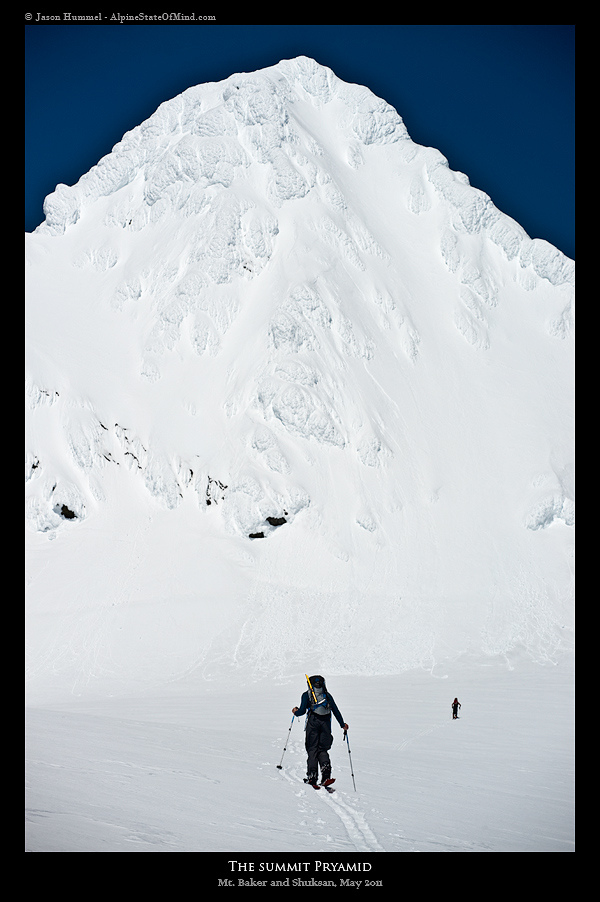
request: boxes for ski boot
[304,772,320,789]
[320,766,335,788]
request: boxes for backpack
[307,674,331,716]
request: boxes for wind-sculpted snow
[37,58,405,236]
[26,57,574,695]
[37,56,574,295]
[526,495,574,530]
[519,237,575,287]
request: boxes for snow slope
[25,57,574,852]
[26,658,574,853]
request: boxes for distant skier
[451,698,461,719]
[292,675,348,788]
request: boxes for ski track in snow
[395,718,449,751]
[281,764,384,853]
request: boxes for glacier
[25,57,574,853]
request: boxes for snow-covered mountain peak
[26,57,574,699]
[35,57,573,281]
[37,58,398,233]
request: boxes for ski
[303,777,336,792]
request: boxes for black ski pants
[305,713,333,780]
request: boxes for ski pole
[344,729,356,791]
[276,715,295,770]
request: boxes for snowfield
[25,57,574,853]
[26,659,574,854]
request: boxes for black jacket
[295,690,345,729]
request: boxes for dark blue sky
[25,23,575,259]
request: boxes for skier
[292,675,348,788]
[451,697,461,719]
